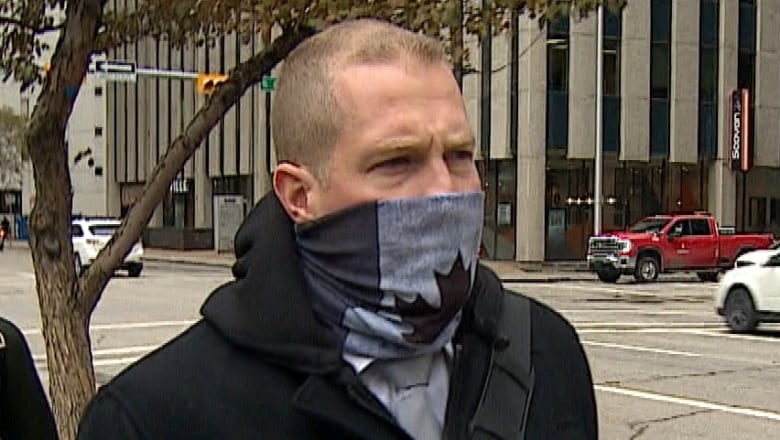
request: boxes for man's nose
[422,157,456,195]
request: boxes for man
[78,19,597,439]
[0,216,9,251]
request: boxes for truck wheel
[696,271,719,282]
[596,267,621,283]
[634,256,660,282]
[724,287,758,333]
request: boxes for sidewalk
[8,240,700,282]
[140,247,701,283]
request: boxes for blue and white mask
[295,191,484,360]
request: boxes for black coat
[77,194,597,439]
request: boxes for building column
[567,14,597,160]
[669,0,700,164]
[709,0,739,226]
[253,83,272,204]
[619,0,651,162]
[754,0,780,167]
[195,147,212,228]
[515,17,547,262]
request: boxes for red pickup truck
[587,212,775,283]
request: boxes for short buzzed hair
[271,19,448,182]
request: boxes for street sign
[261,75,276,91]
[94,60,137,83]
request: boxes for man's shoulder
[80,320,306,438]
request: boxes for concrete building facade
[106,0,780,260]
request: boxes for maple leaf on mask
[397,253,471,344]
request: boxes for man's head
[272,19,480,223]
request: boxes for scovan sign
[729,88,751,172]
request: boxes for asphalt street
[2,247,779,439]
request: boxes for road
[2,247,779,439]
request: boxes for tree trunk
[25,0,107,438]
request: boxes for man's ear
[273,162,318,224]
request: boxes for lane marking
[560,309,704,315]
[574,322,721,329]
[35,356,142,369]
[32,345,158,362]
[582,340,701,357]
[683,330,780,342]
[579,328,723,334]
[22,320,197,336]
[93,356,142,367]
[595,385,780,422]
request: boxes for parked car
[731,240,780,267]
[71,217,144,277]
[586,211,774,283]
[715,249,780,332]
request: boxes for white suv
[71,217,144,277]
[714,249,780,332]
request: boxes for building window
[603,8,622,153]
[94,86,103,97]
[94,126,103,137]
[699,0,719,159]
[650,0,672,156]
[546,16,569,150]
[737,0,756,231]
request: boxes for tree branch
[79,23,317,314]
[0,15,64,33]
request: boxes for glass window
[670,220,691,235]
[89,224,120,236]
[603,39,620,96]
[71,225,84,238]
[547,17,569,38]
[699,48,718,102]
[629,218,671,233]
[700,0,719,46]
[651,43,670,99]
[604,96,621,153]
[604,9,621,38]
[739,1,756,53]
[698,102,718,158]
[547,45,568,92]
[738,51,755,89]
[690,219,712,235]
[547,90,568,149]
[650,99,670,156]
[651,0,672,42]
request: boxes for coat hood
[200,193,343,374]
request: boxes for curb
[143,256,597,283]
[143,256,234,269]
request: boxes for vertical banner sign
[729,88,751,172]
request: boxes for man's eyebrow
[444,134,476,150]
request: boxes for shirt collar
[343,342,455,375]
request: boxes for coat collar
[200,193,343,375]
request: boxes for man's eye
[446,151,474,162]
[375,157,411,171]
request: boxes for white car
[733,240,780,267]
[715,248,780,332]
[71,217,144,277]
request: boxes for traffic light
[197,73,228,94]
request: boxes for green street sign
[261,76,276,91]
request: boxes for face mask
[295,191,484,360]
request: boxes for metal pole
[594,4,604,235]
[135,68,199,80]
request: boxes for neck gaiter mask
[295,191,484,359]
